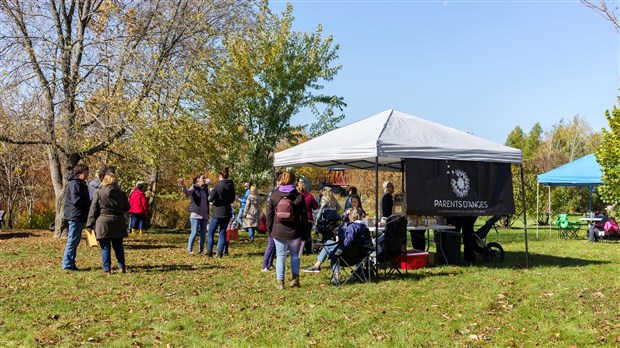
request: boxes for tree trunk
[147,166,159,227]
[49,147,80,238]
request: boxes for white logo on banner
[449,169,470,198]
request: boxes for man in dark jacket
[207,167,236,258]
[61,163,90,271]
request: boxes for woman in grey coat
[242,185,261,242]
[87,172,130,274]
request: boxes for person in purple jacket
[261,170,282,272]
[266,171,308,289]
[179,174,211,255]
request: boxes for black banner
[405,159,515,216]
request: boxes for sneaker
[303,265,320,273]
[260,267,271,273]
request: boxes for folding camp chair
[329,244,375,286]
[373,215,408,278]
[553,214,581,239]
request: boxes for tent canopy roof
[537,154,602,186]
[274,109,522,169]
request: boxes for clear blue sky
[270,0,619,144]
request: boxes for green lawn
[1,226,618,347]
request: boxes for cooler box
[397,251,429,269]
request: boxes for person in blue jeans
[266,171,308,289]
[61,163,91,272]
[207,167,235,258]
[261,171,282,272]
[237,182,250,226]
[179,175,211,254]
[86,172,130,274]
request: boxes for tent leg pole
[548,186,551,237]
[536,184,540,240]
[520,164,529,268]
[374,156,379,281]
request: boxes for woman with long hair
[86,172,130,274]
[179,174,211,254]
[242,185,261,242]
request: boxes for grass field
[1,225,619,347]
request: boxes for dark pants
[303,222,313,254]
[262,235,276,269]
[446,216,478,263]
[99,238,125,272]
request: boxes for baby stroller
[473,215,505,262]
[312,208,342,252]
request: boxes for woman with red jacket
[128,181,149,234]
[297,181,318,255]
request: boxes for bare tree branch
[581,0,620,32]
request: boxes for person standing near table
[61,163,90,272]
[380,181,394,219]
[446,216,478,263]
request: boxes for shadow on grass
[129,263,224,272]
[124,243,178,250]
[0,231,37,240]
[456,251,611,269]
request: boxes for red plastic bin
[397,251,429,270]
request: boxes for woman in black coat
[87,172,130,274]
[207,167,236,258]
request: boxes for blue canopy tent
[536,154,603,238]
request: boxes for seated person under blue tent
[303,207,372,274]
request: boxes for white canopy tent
[275,109,522,169]
[274,109,529,266]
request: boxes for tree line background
[0,0,618,232]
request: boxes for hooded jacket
[266,185,308,240]
[63,174,91,222]
[87,184,130,239]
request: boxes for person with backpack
[207,167,235,258]
[261,170,282,272]
[266,171,308,289]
